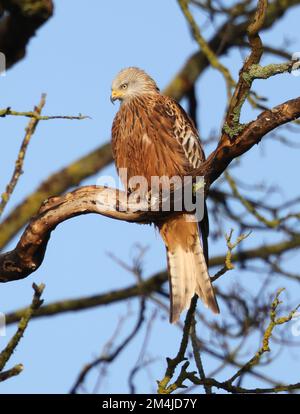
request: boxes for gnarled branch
[0,186,162,283]
[0,96,299,283]
[1,0,298,251]
[0,0,54,69]
[200,97,300,187]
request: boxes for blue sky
[0,0,300,393]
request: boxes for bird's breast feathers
[111,94,205,185]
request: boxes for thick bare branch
[0,0,298,251]
[0,143,113,250]
[0,364,23,383]
[0,186,165,282]
[0,107,88,121]
[4,231,300,325]
[0,0,54,69]
[201,97,300,187]
[0,94,46,218]
[0,96,299,283]
[224,0,267,135]
[178,0,235,98]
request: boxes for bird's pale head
[111,67,159,103]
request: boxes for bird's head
[111,67,159,104]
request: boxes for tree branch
[157,296,198,394]
[0,0,298,250]
[4,229,300,325]
[5,272,166,324]
[200,97,300,187]
[0,0,54,69]
[0,142,113,250]
[0,94,46,218]
[0,95,299,283]
[0,364,23,383]
[0,107,89,121]
[0,185,166,282]
[157,289,300,394]
[0,283,44,375]
[70,298,146,394]
[178,0,235,99]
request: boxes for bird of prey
[111,67,219,323]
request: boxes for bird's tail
[159,215,219,323]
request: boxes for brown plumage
[111,67,219,322]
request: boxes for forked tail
[159,215,219,323]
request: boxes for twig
[157,295,197,394]
[128,309,158,393]
[92,304,134,393]
[0,283,45,373]
[0,94,46,218]
[128,358,157,394]
[178,0,235,99]
[0,107,89,120]
[0,364,24,382]
[3,228,300,321]
[223,0,268,137]
[212,229,250,281]
[164,289,300,394]
[190,314,211,393]
[70,298,146,394]
[0,142,113,251]
[225,171,300,229]
[1,93,300,284]
[4,272,165,325]
[0,3,298,251]
[226,288,300,385]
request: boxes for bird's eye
[121,83,128,90]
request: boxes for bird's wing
[152,95,205,171]
[153,95,209,236]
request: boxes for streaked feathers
[111,67,219,322]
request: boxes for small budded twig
[0,93,299,284]
[0,283,45,378]
[0,3,298,253]
[225,288,300,387]
[0,364,24,383]
[157,295,198,394]
[178,0,235,99]
[0,95,46,218]
[70,298,146,394]
[225,171,300,229]
[223,0,268,137]
[190,314,211,394]
[212,229,251,282]
[0,107,89,120]
[0,94,89,219]
[159,289,300,394]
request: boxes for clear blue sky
[0,0,300,393]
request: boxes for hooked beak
[110,89,123,104]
